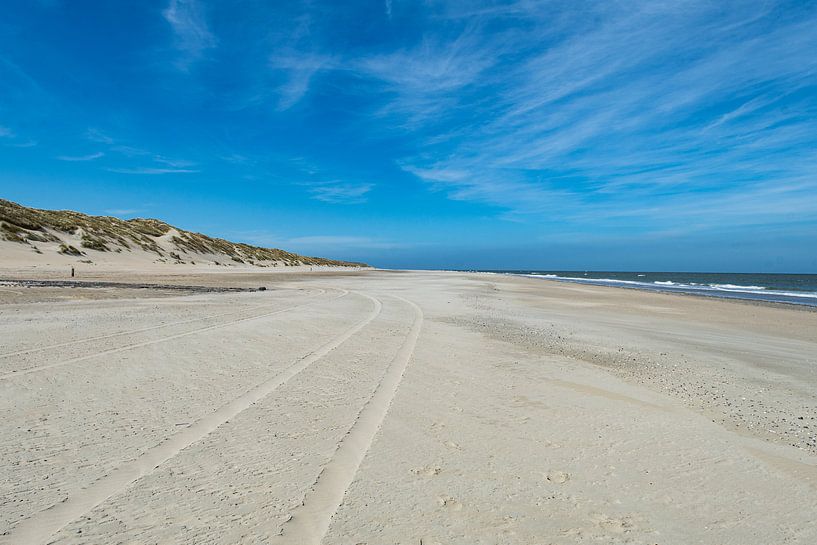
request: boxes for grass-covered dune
[0,198,368,268]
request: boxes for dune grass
[0,198,368,267]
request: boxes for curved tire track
[0,288,326,360]
[0,288,346,380]
[272,294,423,544]
[0,291,382,545]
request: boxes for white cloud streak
[56,151,104,161]
[163,0,216,69]
[81,129,198,174]
[106,167,199,174]
[308,181,373,204]
[269,52,337,110]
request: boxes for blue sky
[2,0,816,271]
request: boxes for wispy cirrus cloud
[308,181,373,204]
[6,140,37,148]
[355,31,494,124]
[267,26,493,120]
[82,129,198,174]
[85,128,114,144]
[153,155,196,168]
[369,2,817,232]
[163,0,216,69]
[0,124,37,147]
[270,52,338,110]
[106,166,199,175]
[56,151,103,161]
[257,1,817,237]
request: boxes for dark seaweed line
[0,279,261,293]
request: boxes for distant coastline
[477,270,817,307]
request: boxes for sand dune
[0,198,367,270]
[1,270,816,544]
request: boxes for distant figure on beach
[71,266,74,278]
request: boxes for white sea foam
[518,273,817,303]
[709,284,767,291]
[760,290,817,299]
[707,287,817,299]
[533,275,645,286]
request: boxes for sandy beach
[2,268,816,544]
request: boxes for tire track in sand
[0,291,382,545]
[0,288,326,360]
[272,294,423,545]
[0,289,345,380]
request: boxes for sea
[481,271,817,307]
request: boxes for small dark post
[71,266,75,278]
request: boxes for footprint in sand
[444,440,462,450]
[545,470,571,484]
[561,513,640,541]
[590,512,637,534]
[411,466,442,476]
[436,496,463,511]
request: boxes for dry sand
[1,268,816,544]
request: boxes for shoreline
[478,270,817,309]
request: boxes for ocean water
[487,271,817,307]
